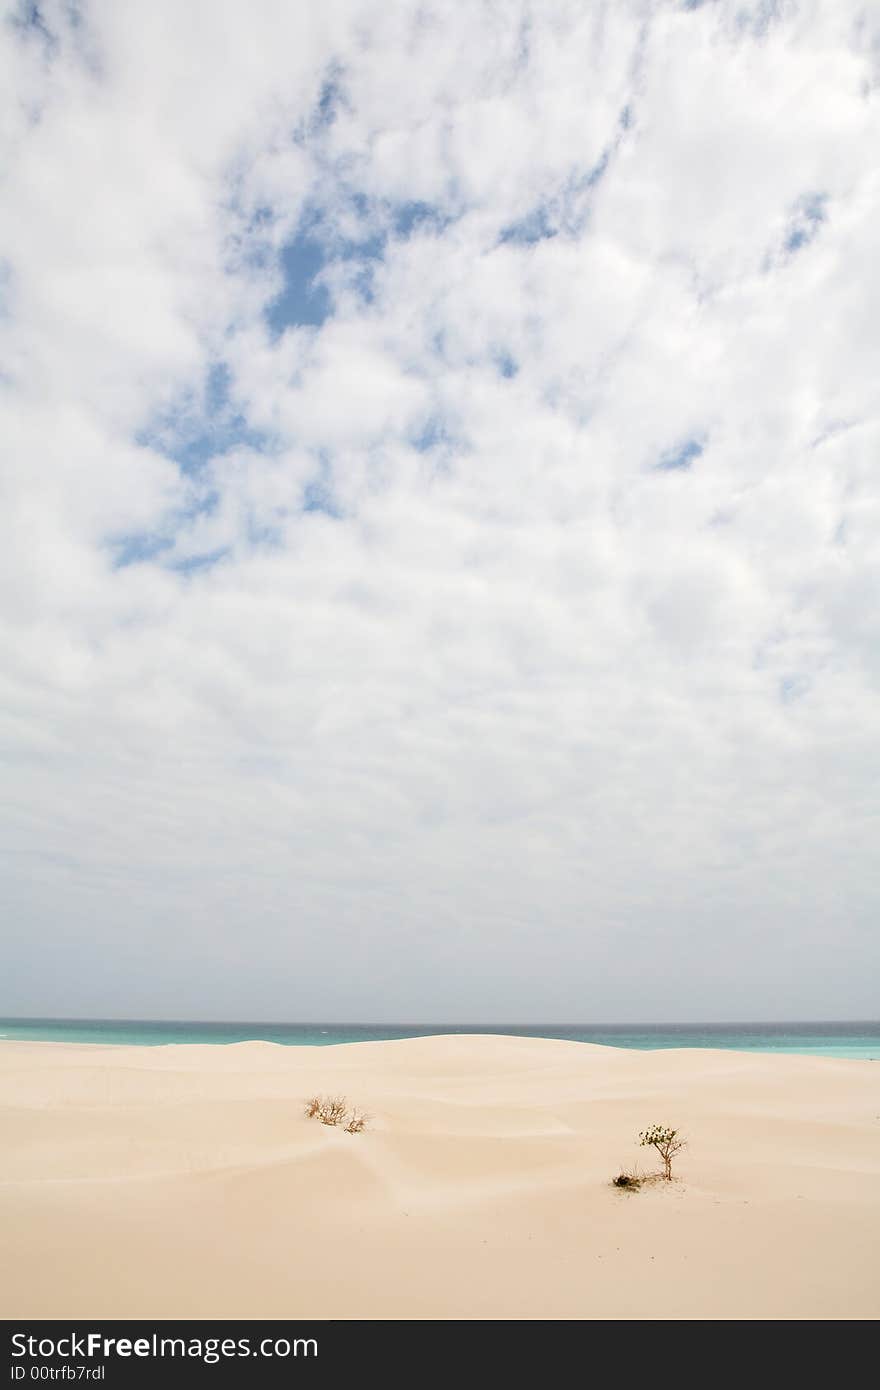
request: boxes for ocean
[0,1018,878,1059]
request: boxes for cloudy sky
[2,0,878,1023]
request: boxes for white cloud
[1,0,879,1021]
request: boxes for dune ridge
[1,1035,877,1319]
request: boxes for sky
[1,0,878,1024]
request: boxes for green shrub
[638,1124,685,1180]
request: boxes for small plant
[304,1095,368,1131]
[319,1096,349,1126]
[612,1171,641,1190]
[304,1095,350,1126]
[639,1124,685,1181]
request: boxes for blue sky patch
[111,532,173,570]
[112,490,223,572]
[391,200,446,237]
[294,65,346,143]
[580,147,610,192]
[410,415,451,453]
[783,193,827,255]
[301,455,340,518]
[499,137,617,248]
[316,75,342,129]
[780,674,810,704]
[115,534,230,576]
[499,202,557,247]
[136,363,268,474]
[11,2,58,52]
[302,480,339,518]
[656,437,704,471]
[265,197,455,335]
[169,546,230,575]
[266,232,333,335]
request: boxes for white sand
[1,1035,877,1319]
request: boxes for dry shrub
[319,1096,349,1126]
[304,1095,368,1131]
[612,1171,641,1191]
[611,1159,648,1191]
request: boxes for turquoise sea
[0,1018,877,1059]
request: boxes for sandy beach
[1,1035,877,1320]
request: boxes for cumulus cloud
[1,0,878,1021]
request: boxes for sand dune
[1,1035,877,1319]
